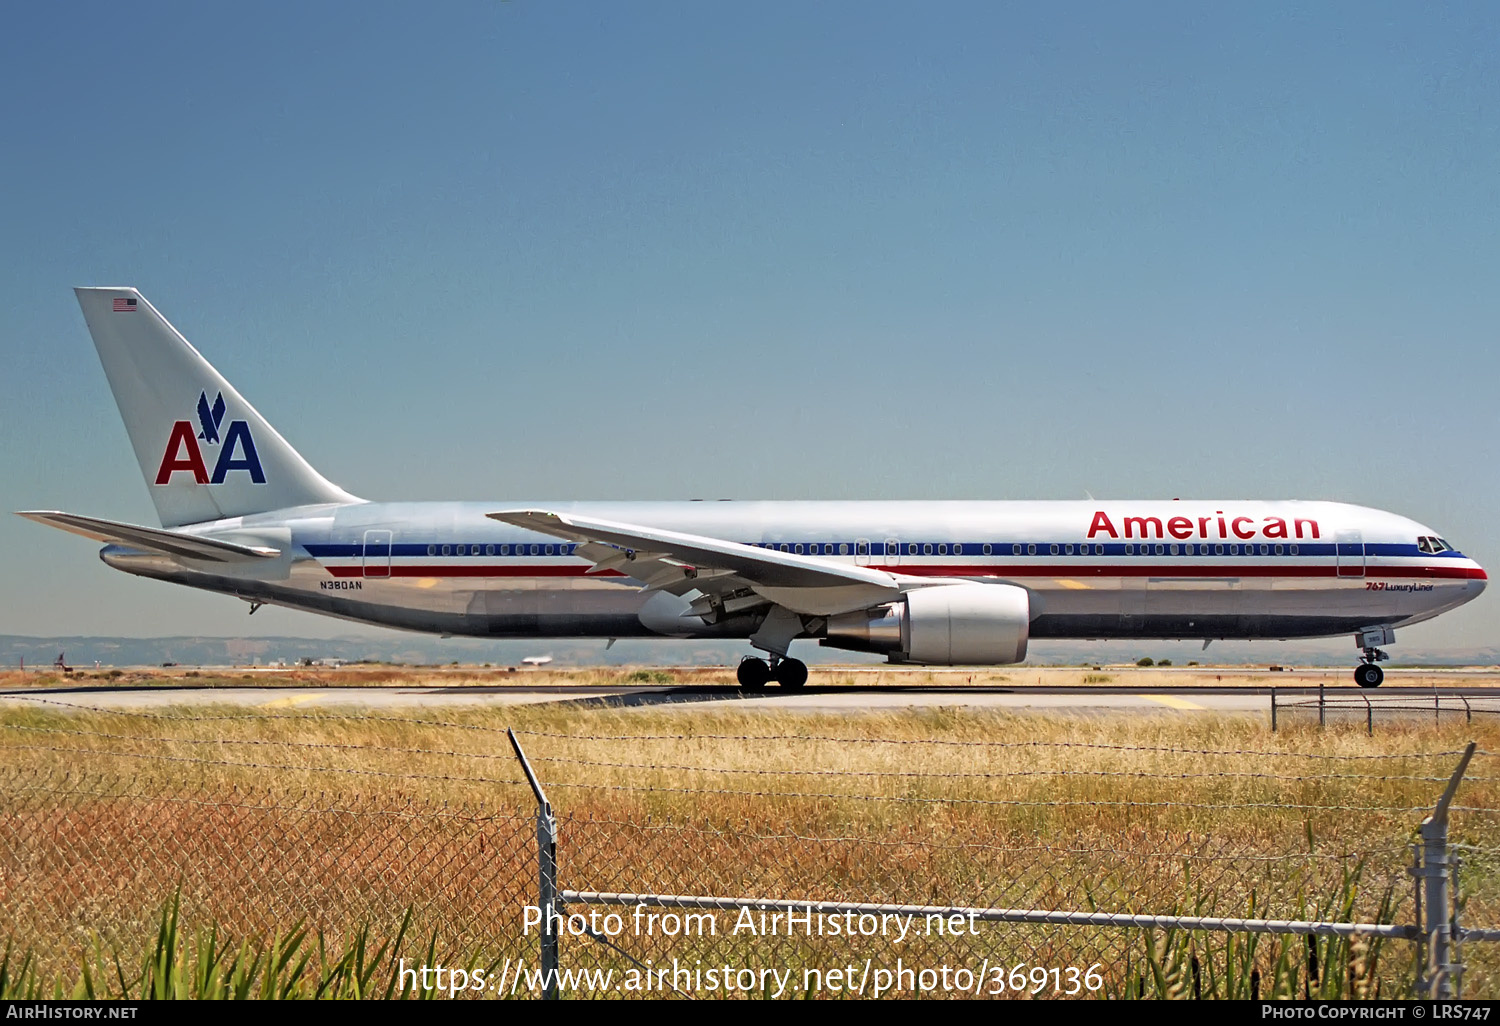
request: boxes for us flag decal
[113,297,136,312]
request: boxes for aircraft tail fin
[73,287,362,527]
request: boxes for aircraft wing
[16,511,281,563]
[486,508,903,616]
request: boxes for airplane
[18,288,1487,690]
[521,655,554,667]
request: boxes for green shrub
[623,670,675,684]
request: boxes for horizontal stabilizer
[15,511,281,563]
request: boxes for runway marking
[259,693,321,709]
[1142,694,1207,710]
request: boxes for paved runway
[4,683,1499,716]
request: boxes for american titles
[1087,511,1321,542]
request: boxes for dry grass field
[1,682,1498,997]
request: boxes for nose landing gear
[1354,628,1394,688]
[736,655,808,690]
[1355,660,1385,688]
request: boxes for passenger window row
[1010,543,1107,557]
[751,541,1309,556]
[756,543,854,555]
[1117,542,1298,556]
[424,543,575,557]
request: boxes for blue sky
[1,3,1497,654]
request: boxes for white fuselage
[102,498,1486,650]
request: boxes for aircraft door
[1336,530,1365,578]
[362,529,392,578]
[855,539,871,566]
[885,538,900,567]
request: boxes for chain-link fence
[514,730,1499,999]
[0,772,541,976]
[1271,686,1500,734]
[2,692,1499,998]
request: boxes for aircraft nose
[1462,554,1487,599]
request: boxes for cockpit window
[1418,536,1452,554]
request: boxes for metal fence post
[1318,678,1326,728]
[1418,741,1475,998]
[509,728,560,1000]
[1270,687,1277,732]
[1411,842,1425,988]
[1451,846,1467,997]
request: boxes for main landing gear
[1354,627,1394,688]
[737,655,808,690]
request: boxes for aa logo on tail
[196,391,226,443]
[155,391,265,485]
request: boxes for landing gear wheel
[737,657,771,690]
[775,657,808,689]
[1355,664,1384,689]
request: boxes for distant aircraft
[19,289,1487,690]
[521,655,554,667]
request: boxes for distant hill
[2,634,1495,670]
[0,634,706,669]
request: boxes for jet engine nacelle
[824,583,1030,665]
